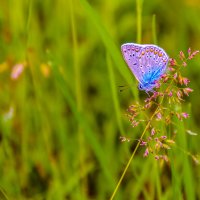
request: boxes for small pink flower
[140,141,147,146]
[128,114,138,121]
[176,90,183,100]
[168,91,173,97]
[181,112,189,119]
[128,105,137,113]
[165,115,171,124]
[173,72,178,79]
[148,136,152,141]
[169,58,177,66]
[144,102,152,109]
[159,92,164,97]
[163,76,169,83]
[151,128,156,136]
[179,51,185,60]
[132,120,139,127]
[144,97,151,103]
[189,50,199,59]
[182,61,187,67]
[182,77,190,86]
[176,113,182,120]
[154,137,159,142]
[158,141,163,147]
[133,113,138,118]
[152,92,159,99]
[156,112,162,120]
[155,155,160,160]
[164,156,169,162]
[143,148,149,157]
[161,155,169,162]
[188,48,191,56]
[129,117,134,121]
[160,135,167,139]
[119,136,130,142]
[178,75,183,85]
[119,136,126,142]
[183,88,193,96]
[11,63,25,80]
[155,143,159,149]
[161,74,167,79]
[168,67,175,71]
[155,81,161,88]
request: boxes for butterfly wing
[138,45,169,91]
[121,43,169,91]
[138,44,169,87]
[121,43,145,83]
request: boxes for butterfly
[121,43,169,92]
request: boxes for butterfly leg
[145,91,150,97]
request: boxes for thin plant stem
[69,0,85,197]
[152,14,157,44]
[110,97,164,200]
[136,0,143,43]
[25,0,33,53]
[110,77,178,199]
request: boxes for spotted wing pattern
[121,43,169,91]
[121,43,144,83]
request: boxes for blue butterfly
[121,43,169,92]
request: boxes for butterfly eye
[138,84,143,90]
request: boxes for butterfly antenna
[118,85,130,92]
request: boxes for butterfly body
[121,43,169,92]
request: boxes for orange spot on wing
[135,48,139,52]
[159,52,163,57]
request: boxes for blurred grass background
[0,0,200,199]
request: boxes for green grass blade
[79,0,138,99]
[106,54,125,136]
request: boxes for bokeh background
[0,0,200,199]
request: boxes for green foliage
[0,0,199,199]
